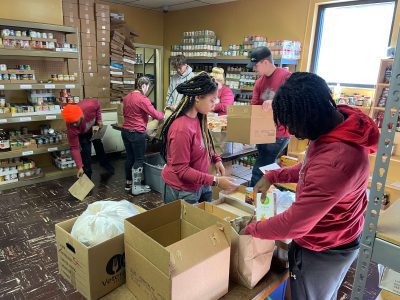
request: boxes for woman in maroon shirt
[209,67,234,115]
[122,76,164,195]
[160,72,238,204]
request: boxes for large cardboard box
[124,200,231,300]
[98,65,110,77]
[62,2,79,17]
[79,4,95,20]
[82,60,97,73]
[63,16,80,29]
[97,42,110,65]
[117,104,124,125]
[227,105,276,144]
[96,17,110,31]
[64,0,78,3]
[97,29,111,43]
[96,3,110,12]
[84,85,99,98]
[84,72,99,86]
[80,19,96,34]
[82,46,97,60]
[98,87,110,98]
[56,204,145,300]
[68,59,81,81]
[81,34,97,48]
[79,0,94,5]
[66,33,78,45]
[96,10,110,18]
[99,74,110,86]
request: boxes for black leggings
[121,129,146,181]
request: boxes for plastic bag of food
[71,200,140,247]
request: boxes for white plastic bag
[71,200,140,247]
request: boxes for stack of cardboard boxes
[110,30,125,103]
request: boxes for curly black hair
[272,72,338,140]
[160,72,218,160]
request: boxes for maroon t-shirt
[251,68,291,138]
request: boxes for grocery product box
[97,42,110,65]
[97,29,111,43]
[84,85,99,98]
[63,16,80,30]
[82,46,97,60]
[82,60,98,73]
[96,17,110,31]
[62,2,79,18]
[79,0,94,5]
[84,72,98,86]
[79,4,95,20]
[227,105,276,144]
[81,33,97,47]
[124,200,231,300]
[55,204,145,300]
[80,19,96,35]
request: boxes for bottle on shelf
[0,129,10,152]
[383,65,392,84]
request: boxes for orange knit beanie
[62,104,83,123]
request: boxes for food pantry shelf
[0,166,75,191]
[0,83,79,90]
[0,113,62,124]
[0,144,69,160]
[0,19,77,33]
[0,48,79,59]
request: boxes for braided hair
[272,72,338,140]
[161,72,218,160]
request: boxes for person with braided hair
[161,72,239,204]
[244,72,379,300]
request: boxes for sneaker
[125,182,132,191]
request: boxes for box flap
[213,197,255,216]
[166,224,230,276]
[227,105,252,117]
[197,202,240,222]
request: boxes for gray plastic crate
[144,153,166,194]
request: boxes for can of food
[19,172,25,178]
[0,64,7,71]
[245,187,255,205]
[48,33,54,39]
[0,98,5,107]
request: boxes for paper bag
[68,174,95,201]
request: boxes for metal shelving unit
[351,31,400,299]
[0,48,79,59]
[0,144,69,160]
[0,83,78,90]
[0,113,62,124]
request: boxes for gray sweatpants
[163,184,212,204]
[288,241,359,300]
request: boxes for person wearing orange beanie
[62,99,114,179]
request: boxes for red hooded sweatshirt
[213,85,234,115]
[244,106,379,251]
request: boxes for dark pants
[79,130,114,179]
[121,129,146,181]
[288,240,359,300]
[250,137,291,187]
[164,184,212,204]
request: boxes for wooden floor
[0,157,381,300]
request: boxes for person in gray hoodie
[166,55,195,110]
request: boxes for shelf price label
[65,84,75,89]
[47,147,58,152]
[19,117,32,122]
[0,119,7,124]
[0,85,4,90]
[20,84,32,89]
[22,150,34,156]
[45,84,56,89]
[46,115,57,120]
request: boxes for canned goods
[19,172,25,178]
[0,175,4,182]
[245,187,255,205]
[48,33,54,39]
[42,32,47,39]
[0,64,7,71]
[4,174,10,181]
[0,98,5,108]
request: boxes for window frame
[310,0,398,88]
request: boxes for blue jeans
[250,137,291,187]
[163,184,212,204]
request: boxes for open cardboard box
[55,204,145,300]
[124,200,231,300]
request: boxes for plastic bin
[144,153,166,194]
[265,278,288,300]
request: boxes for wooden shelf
[0,19,77,33]
[0,113,62,124]
[0,48,79,59]
[0,83,79,90]
[0,166,75,191]
[0,144,69,160]
[377,83,390,87]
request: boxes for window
[311,0,396,87]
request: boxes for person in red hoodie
[247,46,292,187]
[244,72,379,300]
[62,99,114,179]
[209,67,234,115]
[161,72,239,204]
[122,76,164,195]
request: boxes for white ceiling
[103,0,238,11]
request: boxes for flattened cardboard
[124,200,231,300]
[80,19,96,34]
[82,46,97,60]
[227,105,276,144]
[79,4,95,20]
[68,174,94,201]
[56,204,145,300]
[82,60,97,73]
[81,34,97,48]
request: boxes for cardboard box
[97,42,110,65]
[62,2,79,17]
[96,10,110,18]
[97,29,111,43]
[99,74,110,87]
[63,16,80,29]
[98,87,110,98]
[66,33,78,45]
[79,4,95,20]
[56,204,146,300]
[68,59,81,81]
[80,19,96,34]
[96,17,110,31]
[84,85,99,98]
[82,60,97,73]
[124,200,231,300]
[84,72,98,86]
[81,33,96,47]
[96,3,110,12]
[117,104,124,125]
[227,105,276,144]
[79,0,94,5]
[98,65,110,77]
[98,97,111,108]
[81,46,97,60]
[64,0,78,3]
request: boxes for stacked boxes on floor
[96,3,111,107]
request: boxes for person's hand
[253,176,272,207]
[77,168,84,178]
[92,125,100,134]
[216,177,239,194]
[214,161,225,176]
[262,100,273,112]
